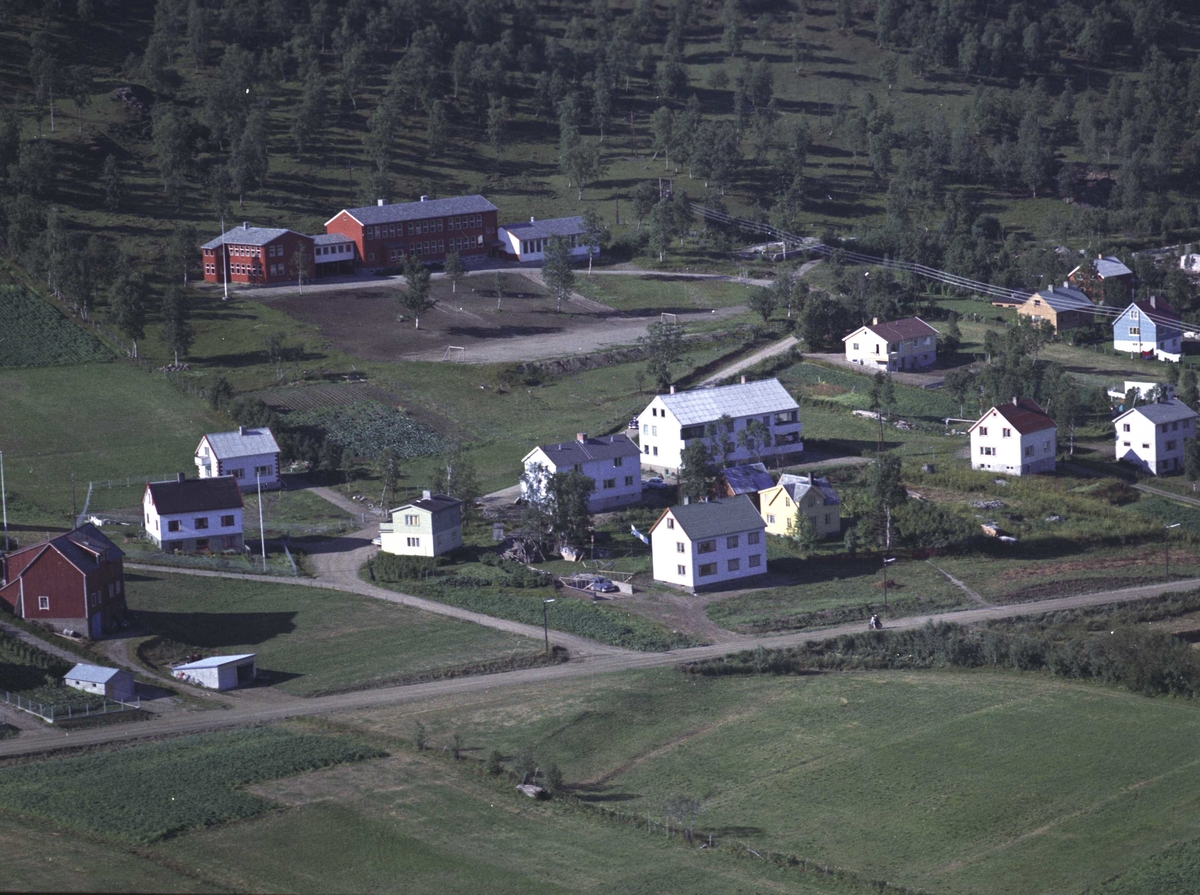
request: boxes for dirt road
[4,575,1197,760]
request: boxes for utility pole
[542,598,555,653]
[71,473,76,525]
[257,471,266,571]
[220,214,229,301]
[1165,523,1181,578]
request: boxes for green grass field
[576,274,757,312]
[126,571,543,696]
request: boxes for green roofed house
[379,491,464,558]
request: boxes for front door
[90,612,102,638]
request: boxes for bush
[371,553,442,581]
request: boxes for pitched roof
[3,524,122,575]
[174,654,256,670]
[848,316,939,343]
[329,195,498,228]
[970,399,1056,436]
[1114,397,1198,426]
[201,225,300,249]
[65,664,126,684]
[653,495,765,540]
[199,427,281,459]
[501,216,585,240]
[652,379,798,427]
[1094,256,1133,278]
[1028,285,1094,313]
[720,463,775,495]
[777,473,841,505]
[394,494,463,515]
[526,434,641,468]
[312,232,354,245]
[146,476,244,515]
[1118,298,1181,327]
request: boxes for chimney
[422,489,432,500]
[669,385,675,394]
[1151,296,1157,309]
[377,199,385,206]
[576,433,587,443]
[176,472,185,483]
[682,495,690,505]
[740,375,747,384]
[872,317,879,325]
[239,425,247,436]
[243,222,249,229]
[1012,396,1019,406]
[420,195,428,202]
[530,216,536,223]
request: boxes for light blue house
[1112,297,1182,362]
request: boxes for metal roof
[330,195,498,227]
[500,216,585,241]
[1028,285,1094,313]
[653,379,798,427]
[64,664,126,684]
[1115,398,1198,426]
[312,233,354,245]
[201,224,299,249]
[146,476,245,515]
[525,434,641,469]
[1118,298,1181,327]
[777,473,841,505]
[720,463,775,495]
[1095,256,1133,278]
[199,427,281,460]
[174,654,256,670]
[393,494,463,515]
[654,495,766,540]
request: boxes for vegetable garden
[0,287,112,367]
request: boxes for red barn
[201,223,315,286]
[324,195,500,270]
[0,524,127,638]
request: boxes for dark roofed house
[497,216,596,262]
[649,496,768,592]
[1113,296,1183,362]
[324,195,500,270]
[378,490,464,557]
[1016,284,1096,333]
[716,463,776,505]
[0,524,126,638]
[143,474,244,553]
[522,433,642,512]
[843,316,940,371]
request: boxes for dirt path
[926,561,991,606]
[5,575,1199,760]
[697,335,798,387]
[1133,483,1200,508]
[805,352,947,388]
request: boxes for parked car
[587,578,619,593]
[371,535,382,546]
[644,476,668,489]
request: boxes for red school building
[201,223,315,285]
[324,195,499,270]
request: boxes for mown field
[125,571,544,696]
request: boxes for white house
[1107,381,1176,404]
[637,378,802,473]
[522,433,642,513]
[143,474,244,552]
[497,216,594,262]
[195,426,282,491]
[172,654,257,690]
[650,496,767,592]
[969,398,1058,476]
[842,317,939,371]
[378,491,464,557]
[1113,398,1198,475]
[63,664,135,701]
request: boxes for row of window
[150,514,237,533]
[767,512,834,526]
[365,215,484,242]
[678,554,763,577]
[189,536,239,550]
[601,476,636,489]
[520,234,579,254]
[317,244,350,256]
[224,465,273,479]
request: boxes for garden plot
[0,287,112,367]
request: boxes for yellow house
[758,474,841,539]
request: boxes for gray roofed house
[1114,397,1198,475]
[1116,397,1198,426]
[777,473,842,506]
[1032,284,1094,312]
[502,216,585,241]
[526,433,641,467]
[522,434,642,513]
[200,426,281,459]
[662,496,766,541]
[201,224,301,249]
[328,195,498,227]
[312,232,354,245]
[650,495,768,591]
[656,379,798,427]
[497,215,595,262]
[64,663,135,701]
[1017,284,1096,333]
[196,427,281,490]
[1094,256,1133,279]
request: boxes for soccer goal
[441,346,466,363]
[659,312,678,325]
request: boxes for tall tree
[679,440,717,503]
[292,64,326,154]
[160,285,194,364]
[101,154,124,211]
[748,287,778,324]
[542,236,575,312]
[67,65,92,134]
[167,224,197,284]
[443,251,466,293]
[550,470,594,548]
[639,320,684,390]
[229,106,270,206]
[486,95,510,162]
[398,255,434,328]
[580,206,604,274]
[108,271,148,358]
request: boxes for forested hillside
[1,0,1199,321]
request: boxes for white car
[371,536,382,546]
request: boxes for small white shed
[63,664,135,702]
[172,654,257,691]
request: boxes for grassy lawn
[576,274,758,313]
[126,571,542,696]
[348,666,1200,895]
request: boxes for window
[651,426,657,436]
[747,532,760,545]
[1123,423,1131,432]
[38,596,49,610]
[603,478,616,489]
[676,542,685,553]
[1173,422,1180,431]
[677,564,686,576]
[666,518,674,529]
[229,468,245,479]
[699,562,717,577]
[168,520,181,532]
[825,513,831,524]
[195,538,209,550]
[220,515,235,527]
[223,536,238,548]
[726,535,739,548]
[767,514,775,524]
[1167,440,1178,450]
[1002,428,1012,437]
[193,517,209,529]
[748,554,761,568]
[642,424,648,434]
[1024,445,1034,457]
[1123,441,1131,447]
[404,514,419,526]
[613,457,623,467]
[852,342,859,350]
[1131,309,1139,319]
[727,558,740,572]
[696,539,716,554]
[979,427,988,436]
[1129,327,1140,336]
[652,447,658,456]
[644,446,650,454]
[407,537,420,547]
[1143,443,1151,449]
[1162,424,1170,433]
[980,446,995,455]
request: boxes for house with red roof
[969,398,1058,476]
[0,524,126,638]
[842,317,939,372]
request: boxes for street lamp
[1165,523,1181,579]
[542,599,556,654]
[881,556,896,612]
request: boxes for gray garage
[63,664,136,701]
